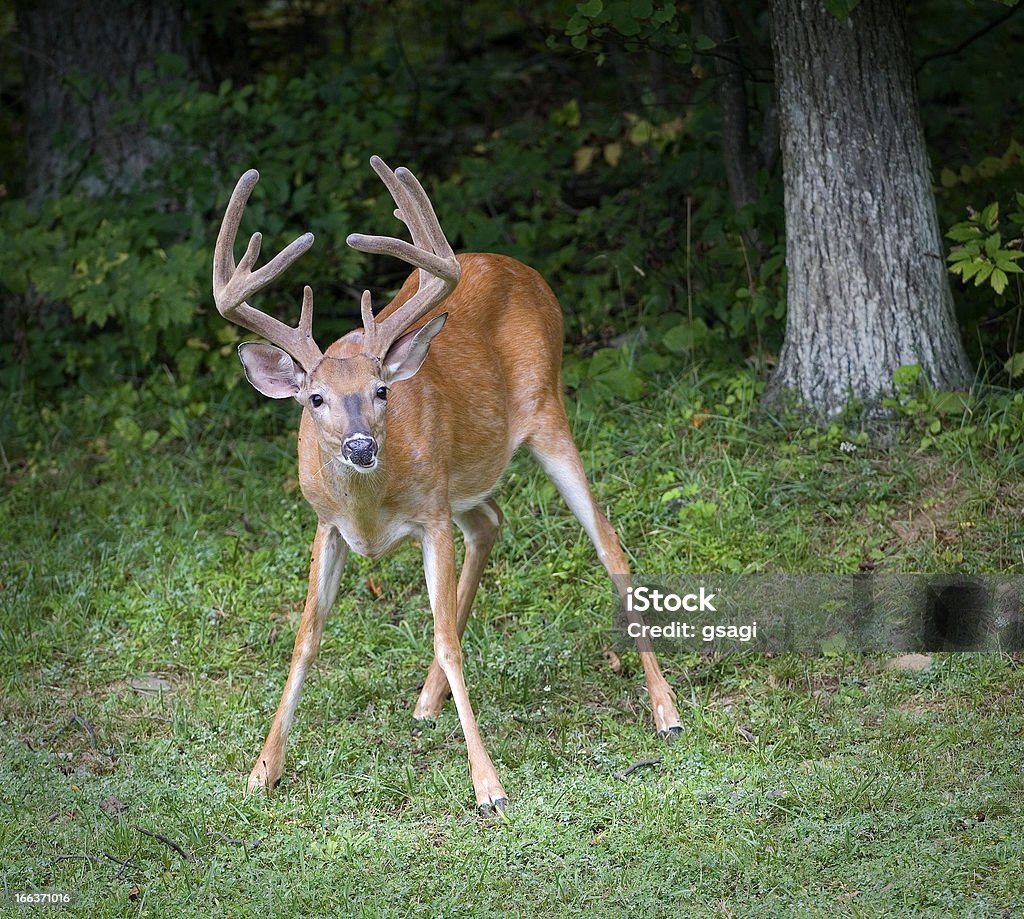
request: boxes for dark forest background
[1,0,1023,425]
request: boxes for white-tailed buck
[213,156,681,813]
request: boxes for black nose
[342,435,377,467]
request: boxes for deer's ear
[381,313,447,384]
[238,342,305,399]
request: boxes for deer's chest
[328,507,419,559]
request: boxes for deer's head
[212,158,460,473]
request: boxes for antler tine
[393,165,456,261]
[368,157,434,275]
[213,170,324,372]
[346,156,461,359]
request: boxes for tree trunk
[764,0,972,417]
[16,0,208,199]
[702,0,761,213]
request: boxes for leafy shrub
[936,139,1024,375]
[945,187,1024,382]
[0,57,412,396]
[1,35,786,418]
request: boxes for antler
[213,169,324,372]
[347,156,461,359]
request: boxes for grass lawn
[2,367,1022,917]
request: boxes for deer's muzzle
[342,434,378,469]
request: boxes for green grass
[1,368,1023,917]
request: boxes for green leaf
[946,223,982,242]
[663,319,709,354]
[960,259,986,282]
[892,364,922,388]
[1004,352,1024,379]
[973,262,994,286]
[823,0,861,20]
[611,2,643,36]
[980,201,999,230]
[652,3,677,25]
[931,391,970,416]
[566,12,588,35]
[993,251,1024,271]
[594,365,645,401]
[578,0,604,14]
[990,267,1008,294]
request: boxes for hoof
[246,760,283,795]
[659,725,683,744]
[410,717,437,737]
[478,797,508,818]
[245,777,280,796]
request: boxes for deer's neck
[299,445,420,559]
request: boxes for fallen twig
[114,846,141,881]
[70,714,97,750]
[55,851,140,877]
[41,714,98,750]
[612,757,663,781]
[55,853,106,865]
[137,827,190,861]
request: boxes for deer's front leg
[247,523,347,794]
[414,499,503,724]
[421,519,507,814]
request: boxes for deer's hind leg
[526,404,682,738]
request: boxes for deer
[212,156,682,814]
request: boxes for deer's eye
[375,386,388,402]
[310,393,324,408]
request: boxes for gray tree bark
[764,0,972,417]
[702,0,761,214]
[16,0,207,199]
